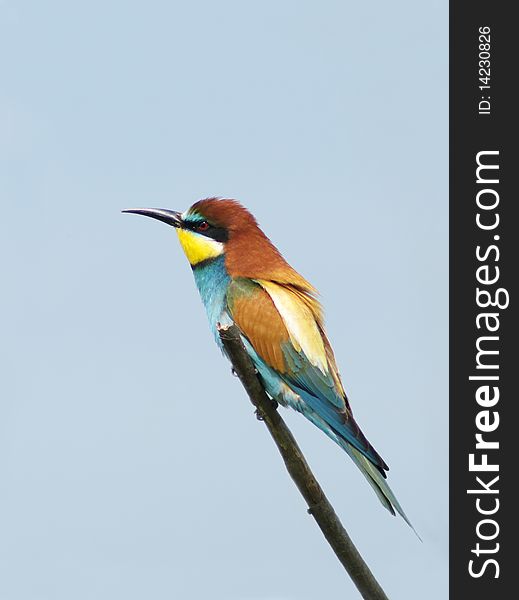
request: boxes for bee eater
[123,198,412,527]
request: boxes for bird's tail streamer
[344,444,421,540]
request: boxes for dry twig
[218,324,390,600]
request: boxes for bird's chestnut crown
[180,197,263,243]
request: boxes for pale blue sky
[1,1,447,599]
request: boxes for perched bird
[123,198,412,527]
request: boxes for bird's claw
[255,399,278,421]
[231,367,257,377]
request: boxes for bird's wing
[256,279,348,405]
[226,277,387,472]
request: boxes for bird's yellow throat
[176,228,224,266]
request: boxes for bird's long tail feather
[283,394,420,537]
[344,444,421,539]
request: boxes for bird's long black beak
[122,208,183,228]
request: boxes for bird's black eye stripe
[183,219,229,242]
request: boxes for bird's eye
[197,221,210,232]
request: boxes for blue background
[1,1,447,598]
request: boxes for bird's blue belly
[192,256,233,348]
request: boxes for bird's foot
[231,367,257,377]
[255,399,278,421]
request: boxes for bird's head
[123,198,261,267]
[123,197,314,289]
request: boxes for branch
[218,324,390,600]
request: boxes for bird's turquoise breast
[192,256,233,347]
